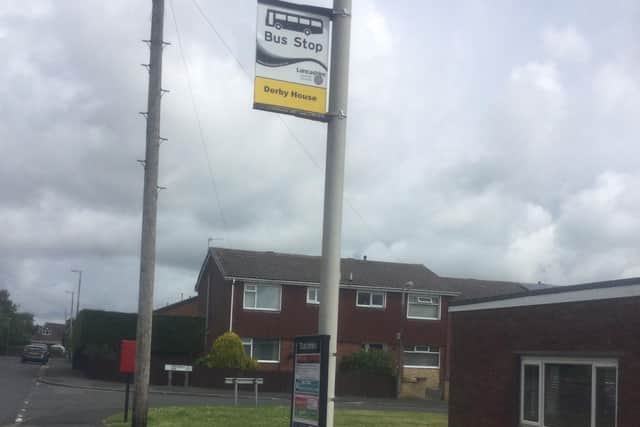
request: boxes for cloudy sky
[1,0,639,323]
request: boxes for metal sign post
[317,1,351,426]
[253,1,351,425]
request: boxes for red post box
[119,340,136,374]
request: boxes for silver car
[21,344,50,364]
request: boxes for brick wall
[449,296,640,427]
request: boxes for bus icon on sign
[266,9,323,35]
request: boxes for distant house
[190,247,527,399]
[32,322,66,346]
[154,296,202,317]
[448,277,640,426]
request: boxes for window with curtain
[520,357,617,427]
[407,295,440,319]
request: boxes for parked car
[49,344,66,357]
[21,344,50,364]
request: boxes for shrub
[339,350,394,376]
[200,332,258,369]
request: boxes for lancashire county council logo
[314,74,324,85]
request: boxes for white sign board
[164,364,193,372]
[254,0,332,120]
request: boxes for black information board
[290,335,330,427]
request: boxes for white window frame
[242,283,282,312]
[519,356,618,427]
[361,343,385,352]
[403,345,440,369]
[306,287,319,305]
[241,337,280,364]
[356,290,386,309]
[406,294,441,320]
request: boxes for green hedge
[73,309,204,357]
[339,350,395,376]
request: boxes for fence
[77,355,397,397]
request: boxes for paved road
[0,356,43,426]
[0,356,283,426]
[0,356,446,426]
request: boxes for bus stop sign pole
[318,1,352,426]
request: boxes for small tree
[200,332,257,369]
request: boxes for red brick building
[194,247,527,398]
[448,278,640,427]
[154,296,202,317]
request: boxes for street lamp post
[4,316,10,356]
[71,269,82,318]
[65,290,75,347]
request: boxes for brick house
[155,296,202,317]
[31,322,66,346]
[448,277,640,427]
[194,247,527,398]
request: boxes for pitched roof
[194,247,541,301]
[207,247,457,294]
[440,277,529,302]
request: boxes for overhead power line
[187,0,382,242]
[168,0,230,243]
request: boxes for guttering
[449,282,640,313]
[229,278,235,332]
[223,275,460,297]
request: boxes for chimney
[363,255,367,261]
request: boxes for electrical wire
[168,0,230,243]
[188,0,382,241]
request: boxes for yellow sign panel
[254,77,327,114]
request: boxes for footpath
[39,359,448,413]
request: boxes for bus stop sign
[254,0,332,121]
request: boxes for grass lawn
[103,406,448,427]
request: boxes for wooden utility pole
[132,0,165,425]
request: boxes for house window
[243,283,281,311]
[520,357,618,427]
[306,287,319,304]
[42,328,52,336]
[407,295,440,320]
[241,338,280,363]
[404,345,439,368]
[356,291,385,308]
[361,343,385,352]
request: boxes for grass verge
[104,406,447,427]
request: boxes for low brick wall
[400,367,440,399]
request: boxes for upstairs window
[356,291,385,308]
[243,283,281,311]
[306,287,319,304]
[407,295,441,320]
